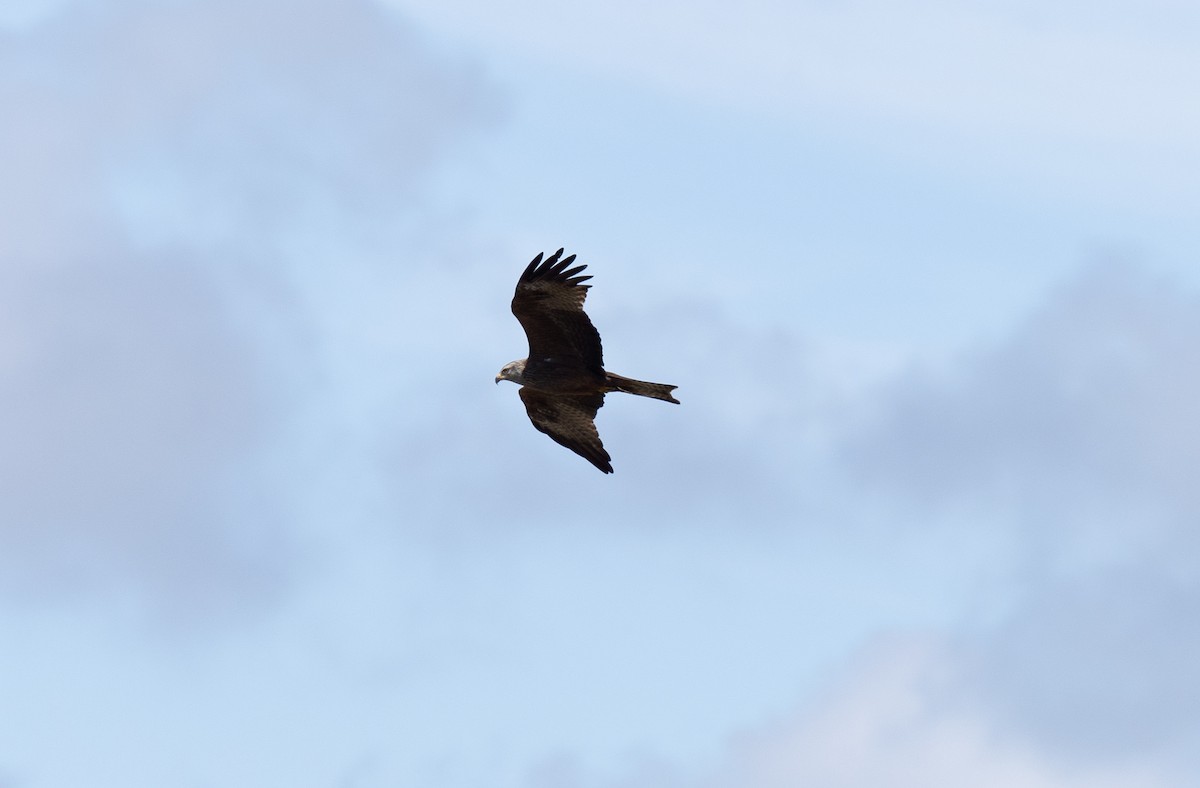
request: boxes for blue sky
[2,1,1199,786]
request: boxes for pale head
[495,359,527,385]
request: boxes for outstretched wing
[519,388,613,473]
[512,249,604,376]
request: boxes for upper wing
[512,249,604,375]
[519,388,613,474]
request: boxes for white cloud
[391,0,1200,197]
[570,625,1195,788]
[702,261,1200,788]
[699,634,1187,788]
[0,254,290,614]
[964,567,1200,760]
[0,0,496,617]
[839,262,1200,570]
[521,261,1200,788]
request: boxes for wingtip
[520,249,591,286]
[521,253,543,278]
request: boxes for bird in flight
[496,249,679,473]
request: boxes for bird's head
[495,359,527,385]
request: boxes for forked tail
[605,372,680,404]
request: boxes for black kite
[495,249,679,473]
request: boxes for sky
[1,0,1199,786]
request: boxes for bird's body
[496,249,678,473]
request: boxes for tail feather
[605,372,680,404]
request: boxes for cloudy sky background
[2,0,1199,786]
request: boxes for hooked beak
[494,374,502,384]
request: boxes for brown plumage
[495,249,679,473]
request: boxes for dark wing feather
[512,249,604,376]
[519,388,613,473]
